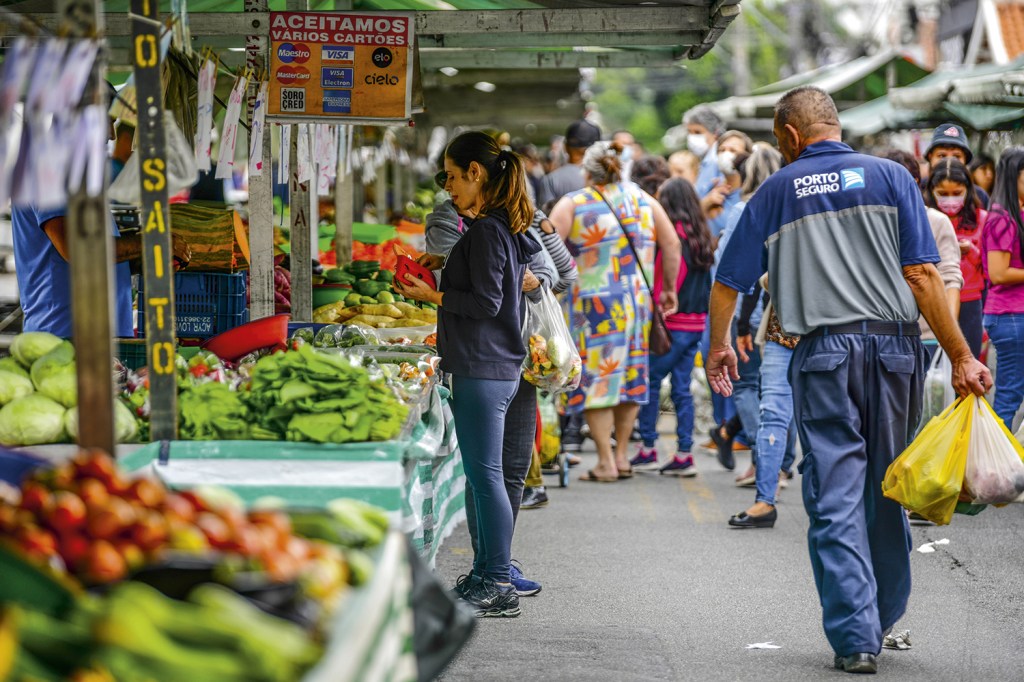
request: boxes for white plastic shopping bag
[963,396,1024,504]
[921,350,955,425]
[521,288,582,394]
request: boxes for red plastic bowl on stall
[200,314,291,362]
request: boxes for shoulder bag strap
[592,186,658,304]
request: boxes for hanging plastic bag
[882,398,973,525]
[920,350,955,427]
[521,288,582,394]
[108,111,198,204]
[962,396,1024,505]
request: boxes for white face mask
[687,133,710,159]
[718,151,737,175]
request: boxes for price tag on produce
[267,11,413,123]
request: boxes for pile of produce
[0,449,392,681]
[314,260,438,328]
[290,324,379,350]
[0,333,139,447]
[246,345,409,443]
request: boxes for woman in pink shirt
[926,158,986,356]
[982,148,1024,427]
[632,178,715,475]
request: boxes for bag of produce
[520,288,582,394]
[881,397,972,525]
[920,349,955,428]
[963,395,1024,504]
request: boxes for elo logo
[277,43,311,64]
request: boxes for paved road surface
[436,425,1024,681]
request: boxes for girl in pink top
[981,148,1024,427]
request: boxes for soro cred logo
[277,43,311,64]
[372,48,393,68]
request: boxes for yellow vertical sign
[268,12,413,121]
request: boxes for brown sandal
[617,467,634,479]
[579,469,618,483]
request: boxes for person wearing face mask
[708,86,991,675]
[924,123,990,208]
[925,158,987,357]
[682,105,735,237]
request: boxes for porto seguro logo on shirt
[793,167,865,198]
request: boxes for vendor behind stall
[11,85,191,338]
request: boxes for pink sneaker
[629,446,660,471]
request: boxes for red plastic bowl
[201,314,291,362]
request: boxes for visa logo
[322,45,354,62]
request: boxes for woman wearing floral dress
[549,141,680,482]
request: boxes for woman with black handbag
[548,141,680,483]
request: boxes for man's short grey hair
[682,104,726,137]
[774,86,840,134]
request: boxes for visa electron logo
[794,168,866,198]
[277,43,310,64]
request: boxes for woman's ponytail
[445,131,534,233]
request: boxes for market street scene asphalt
[437,430,1024,682]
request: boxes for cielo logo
[277,43,311,64]
[841,168,865,190]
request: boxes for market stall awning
[5,1,742,67]
[706,49,930,131]
[839,55,1024,136]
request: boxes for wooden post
[130,0,177,441]
[335,125,353,267]
[289,128,312,320]
[246,0,274,320]
[59,0,115,454]
[375,155,388,224]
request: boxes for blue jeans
[755,342,795,505]
[450,375,519,583]
[465,377,537,558]
[984,313,1024,429]
[702,328,736,427]
[638,330,702,451]
[959,299,984,358]
[732,338,762,458]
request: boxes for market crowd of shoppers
[418,89,1024,676]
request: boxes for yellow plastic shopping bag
[882,397,973,525]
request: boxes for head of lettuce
[0,394,68,446]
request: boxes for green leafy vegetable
[31,341,77,407]
[0,394,67,446]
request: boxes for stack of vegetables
[313,261,437,328]
[0,449,391,681]
[0,333,139,447]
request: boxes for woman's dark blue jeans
[450,374,520,583]
[465,377,537,559]
[984,313,1024,429]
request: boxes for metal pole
[59,0,115,454]
[130,0,178,441]
[246,0,274,320]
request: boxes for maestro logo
[277,42,311,64]
[276,65,311,84]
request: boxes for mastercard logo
[276,65,311,83]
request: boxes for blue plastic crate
[139,272,248,339]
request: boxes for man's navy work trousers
[790,329,925,657]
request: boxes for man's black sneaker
[463,578,521,618]
[521,486,549,510]
[834,653,877,674]
[452,572,479,599]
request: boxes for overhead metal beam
[688,2,741,59]
[418,30,704,49]
[17,6,710,40]
[419,48,685,71]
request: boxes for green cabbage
[10,332,62,368]
[0,371,35,406]
[0,394,67,446]
[30,341,77,408]
[63,399,139,443]
[0,357,29,379]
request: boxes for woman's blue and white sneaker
[659,454,698,477]
[463,579,521,618]
[630,446,660,471]
[510,561,542,596]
